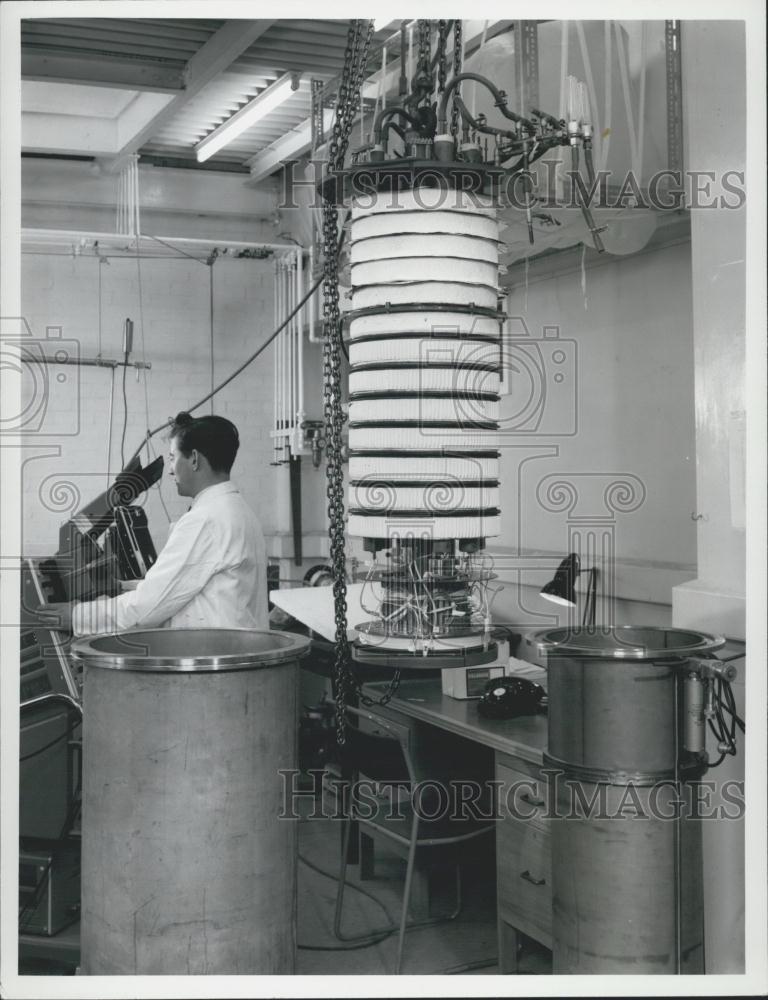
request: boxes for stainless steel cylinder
[550,777,705,974]
[72,628,310,975]
[530,625,724,975]
[532,626,724,778]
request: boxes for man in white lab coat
[39,412,268,635]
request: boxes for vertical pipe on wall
[278,260,284,444]
[273,258,278,448]
[293,251,297,437]
[288,254,294,446]
[280,257,285,443]
[281,259,287,450]
[127,163,133,236]
[135,157,141,237]
[296,248,305,432]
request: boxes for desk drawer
[497,757,549,830]
[496,759,552,945]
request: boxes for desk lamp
[540,553,598,628]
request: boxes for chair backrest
[341,705,414,786]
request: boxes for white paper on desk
[270,582,381,643]
[507,656,548,689]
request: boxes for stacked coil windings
[347,188,502,543]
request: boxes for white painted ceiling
[20,17,364,175]
[22,81,139,118]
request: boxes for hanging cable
[120,345,129,468]
[209,261,215,415]
[126,269,326,467]
[143,233,209,265]
[135,239,172,524]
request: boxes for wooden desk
[364,677,551,972]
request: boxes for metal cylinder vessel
[72,628,310,975]
[530,626,724,975]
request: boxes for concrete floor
[19,792,552,978]
[295,796,552,977]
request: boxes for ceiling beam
[246,109,334,184]
[22,50,185,92]
[100,19,277,171]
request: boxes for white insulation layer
[349,187,501,540]
[352,256,499,288]
[351,209,499,242]
[352,280,498,311]
[350,233,499,264]
[350,398,500,424]
[350,189,496,218]
[350,338,500,368]
[348,514,501,540]
[349,456,499,481]
[349,426,498,453]
[350,484,497,510]
[348,310,500,340]
[350,367,500,396]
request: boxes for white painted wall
[489,237,697,629]
[21,158,279,242]
[672,21,747,641]
[19,158,330,566]
[672,21,748,976]
[19,251,279,556]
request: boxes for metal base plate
[352,640,498,671]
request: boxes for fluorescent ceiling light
[246,108,335,184]
[195,72,300,163]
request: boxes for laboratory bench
[361,676,550,973]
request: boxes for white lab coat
[71,481,267,635]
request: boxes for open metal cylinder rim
[528,625,726,661]
[70,627,311,672]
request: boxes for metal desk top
[363,677,548,765]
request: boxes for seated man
[40,412,267,635]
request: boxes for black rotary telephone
[477,677,548,720]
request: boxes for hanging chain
[451,19,463,137]
[437,20,448,95]
[415,19,433,106]
[322,19,375,744]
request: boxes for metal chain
[451,19,463,137]
[357,667,403,708]
[416,19,432,105]
[437,20,448,94]
[322,19,375,744]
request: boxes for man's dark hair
[169,412,240,474]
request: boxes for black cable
[444,957,498,974]
[19,715,81,762]
[120,349,129,468]
[127,273,321,465]
[721,679,745,731]
[490,623,520,649]
[298,852,396,925]
[298,936,394,952]
[144,233,210,266]
[706,677,742,766]
[127,213,352,468]
[297,851,397,951]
